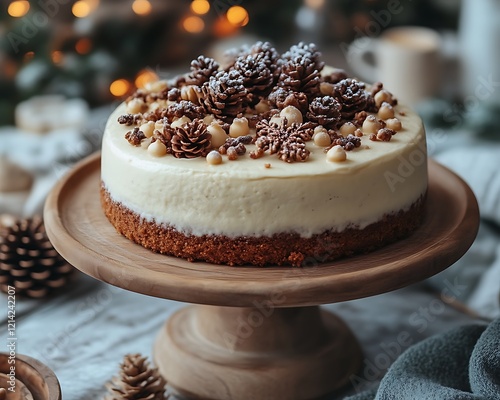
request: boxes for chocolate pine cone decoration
[185,56,220,86]
[281,42,324,73]
[233,54,274,106]
[104,354,167,400]
[171,119,211,158]
[249,41,281,79]
[332,79,376,120]
[202,71,248,120]
[278,56,321,100]
[306,96,342,129]
[0,216,73,298]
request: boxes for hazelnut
[227,147,238,160]
[171,116,191,129]
[264,163,271,169]
[339,122,356,136]
[127,98,146,114]
[362,115,382,134]
[208,122,227,148]
[145,80,168,92]
[140,121,155,138]
[326,145,347,162]
[354,128,363,137]
[255,100,271,114]
[229,117,249,138]
[320,82,334,96]
[154,120,164,131]
[270,115,282,126]
[206,150,222,165]
[386,118,402,131]
[203,114,215,125]
[181,85,202,105]
[378,102,395,120]
[148,140,167,157]
[280,105,303,126]
[313,131,331,147]
[376,128,395,142]
[374,90,394,108]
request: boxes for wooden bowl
[0,353,61,400]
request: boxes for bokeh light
[190,0,210,15]
[72,1,92,18]
[51,51,64,65]
[226,6,249,27]
[7,1,30,18]
[135,69,159,89]
[110,79,130,97]
[213,16,238,37]
[23,51,35,62]
[305,0,325,9]
[75,38,92,54]
[183,16,205,33]
[132,0,152,16]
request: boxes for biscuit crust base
[101,185,426,267]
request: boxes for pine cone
[268,88,309,114]
[233,54,274,106]
[278,56,321,100]
[171,119,211,158]
[104,354,167,400]
[185,56,220,86]
[201,71,247,120]
[306,96,342,129]
[281,42,324,73]
[332,79,376,120]
[249,41,281,79]
[322,69,349,84]
[0,216,73,298]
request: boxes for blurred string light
[110,79,130,97]
[135,69,158,89]
[132,0,152,16]
[72,1,91,18]
[226,6,249,27]
[305,0,324,9]
[7,1,30,18]
[183,16,205,33]
[190,0,210,15]
[23,51,35,62]
[75,38,92,54]
[51,51,64,65]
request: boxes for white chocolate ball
[270,115,282,126]
[320,82,334,96]
[314,125,327,135]
[374,90,392,108]
[206,150,223,165]
[145,80,168,92]
[326,145,347,162]
[280,106,303,126]
[148,140,167,157]
[229,117,249,138]
[386,118,402,131]
[208,122,227,148]
[154,120,165,131]
[339,122,356,136]
[378,102,395,120]
[254,100,271,114]
[171,116,191,129]
[362,115,382,134]
[313,131,331,147]
[140,121,155,138]
[203,114,215,125]
[127,98,145,114]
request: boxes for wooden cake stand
[44,153,478,400]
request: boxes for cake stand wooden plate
[44,152,479,400]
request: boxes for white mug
[347,26,442,106]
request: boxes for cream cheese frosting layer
[102,103,427,238]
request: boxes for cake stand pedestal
[44,153,479,400]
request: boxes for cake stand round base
[44,153,479,400]
[154,305,361,400]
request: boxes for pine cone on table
[281,42,324,73]
[104,354,167,400]
[171,119,212,158]
[0,216,74,298]
[201,71,247,120]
